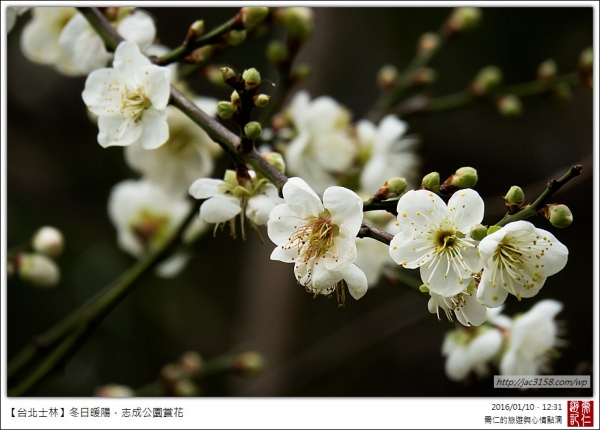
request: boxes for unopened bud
[242,68,261,90]
[232,351,265,377]
[418,32,440,56]
[185,20,205,45]
[17,253,60,288]
[220,67,237,85]
[450,167,478,189]
[32,226,64,258]
[291,64,311,83]
[277,7,314,42]
[446,7,482,34]
[412,67,437,86]
[551,82,572,102]
[253,94,270,108]
[470,223,488,241]
[546,204,573,228]
[373,177,408,200]
[94,384,135,397]
[244,121,262,140]
[226,29,246,47]
[377,64,399,91]
[178,351,203,376]
[240,7,269,29]
[173,379,200,397]
[471,66,502,96]
[262,152,286,173]
[217,101,235,119]
[184,45,213,64]
[266,40,288,64]
[230,90,241,106]
[496,94,523,116]
[504,185,525,211]
[537,59,557,82]
[421,172,440,193]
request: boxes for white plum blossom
[285,91,356,193]
[6,6,29,33]
[389,189,484,296]
[108,179,207,277]
[82,41,171,149]
[267,177,367,302]
[442,327,504,382]
[189,170,283,239]
[58,9,156,76]
[476,220,569,308]
[125,99,221,196]
[20,7,78,75]
[499,299,565,376]
[428,286,487,327]
[356,114,420,194]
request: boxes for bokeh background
[5,6,595,397]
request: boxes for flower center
[131,210,170,253]
[286,211,339,264]
[121,85,152,122]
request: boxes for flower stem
[494,164,582,227]
[78,7,123,50]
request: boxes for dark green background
[6,6,595,397]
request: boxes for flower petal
[270,245,298,263]
[323,186,363,236]
[420,255,468,296]
[282,177,323,218]
[396,189,449,231]
[476,270,509,308]
[246,194,278,226]
[112,40,151,76]
[389,229,429,268]
[138,108,169,149]
[188,178,224,199]
[447,189,485,232]
[82,68,124,115]
[311,262,344,290]
[140,65,171,110]
[267,203,303,246]
[97,114,143,147]
[117,11,156,51]
[455,293,487,327]
[340,264,368,300]
[200,194,241,224]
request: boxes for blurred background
[6,6,595,397]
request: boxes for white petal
[82,68,124,115]
[323,224,357,270]
[447,189,485,232]
[138,108,169,149]
[246,194,278,226]
[389,229,426,268]
[420,257,467,297]
[312,132,355,172]
[476,270,509,308]
[456,293,487,326]
[396,189,449,230]
[282,177,323,218]
[113,40,151,75]
[340,264,368,300]
[444,344,471,382]
[267,204,302,246]
[375,114,407,152]
[117,11,156,51]
[97,114,142,147]
[323,186,363,235]
[155,252,190,278]
[535,229,569,276]
[270,245,297,263]
[356,119,376,149]
[468,329,503,364]
[140,65,171,110]
[188,178,224,199]
[200,195,241,223]
[311,263,344,290]
[285,133,310,177]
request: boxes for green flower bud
[253,94,270,108]
[278,7,314,41]
[178,351,204,377]
[186,20,205,44]
[266,40,288,64]
[470,223,488,241]
[242,68,261,90]
[447,7,482,34]
[173,379,200,397]
[217,101,235,119]
[240,7,269,29]
[412,67,437,86]
[504,185,525,208]
[32,226,64,258]
[450,167,478,189]
[17,253,60,288]
[373,177,408,200]
[186,45,213,64]
[220,67,237,85]
[471,66,502,96]
[537,59,557,82]
[547,204,573,228]
[94,384,135,398]
[421,172,440,192]
[226,29,247,47]
[552,82,573,102]
[262,152,286,173]
[230,90,241,106]
[233,351,265,377]
[418,32,440,56]
[497,94,523,116]
[244,121,262,140]
[377,64,399,91]
[291,64,311,82]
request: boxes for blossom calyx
[31,226,64,258]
